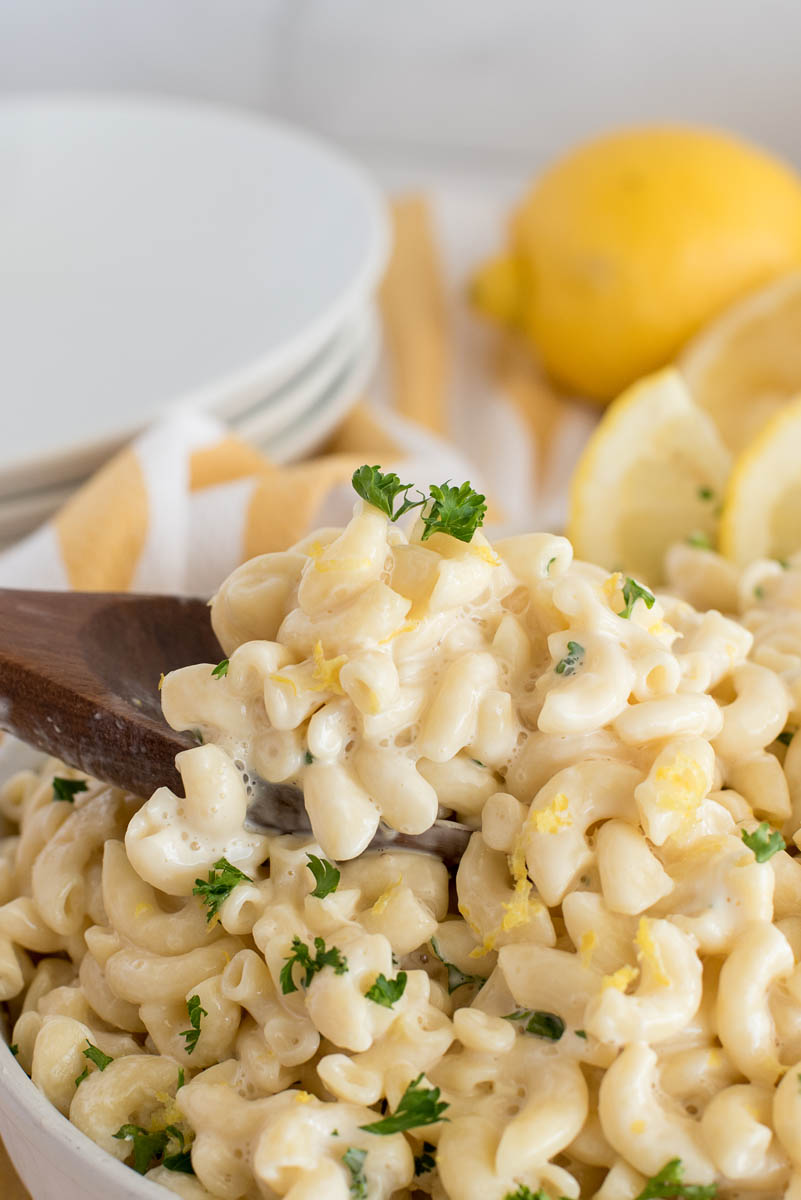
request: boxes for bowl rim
[0,1033,167,1197]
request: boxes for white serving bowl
[0,1042,162,1200]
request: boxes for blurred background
[4,0,801,184]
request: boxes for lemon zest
[158,672,165,691]
[630,1120,646,1135]
[307,539,372,573]
[601,572,624,604]
[134,902,152,918]
[294,1090,313,1104]
[378,620,419,645]
[371,876,403,916]
[653,753,707,825]
[270,673,298,696]
[635,917,670,987]
[602,964,639,992]
[579,930,597,967]
[469,544,502,567]
[531,792,572,834]
[310,641,347,695]
[706,1048,723,1069]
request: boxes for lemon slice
[680,270,801,454]
[568,369,731,584]
[718,394,801,565]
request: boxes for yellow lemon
[472,126,801,401]
[718,395,801,565]
[680,270,801,454]
[569,369,731,584]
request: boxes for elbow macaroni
[7,507,801,1196]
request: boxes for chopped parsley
[52,777,87,803]
[697,486,715,502]
[180,995,207,1055]
[503,1188,544,1200]
[74,1040,113,1087]
[741,822,785,863]
[360,1073,449,1135]
[618,578,656,620]
[754,584,765,600]
[414,1142,436,1175]
[365,971,407,1008]
[429,937,487,994]
[193,858,252,923]
[351,465,486,543]
[306,853,340,899]
[555,641,585,676]
[280,936,348,994]
[635,1158,717,1199]
[342,1147,368,1198]
[177,1067,185,1089]
[8,1044,18,1057]
[191,729,204,745]
[777,729,796,747]
[210,658,229,679]
[304,750,314,764]
[503,1009,565,1041]
[546,555,557,574]
[685,531,712,550]
[575,1029,588,1039]
[113,1124,193,1175]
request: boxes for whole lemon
[472,126,801,401]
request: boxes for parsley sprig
[555,641,584,676]
[74,1040,113,1087]
[635,1159,717,1199]
[193,858,252,923]
[365,971,407,1008]
[352,466,486,543]
[211,658,229,679]
[180,995,207,1055]
[742,822,786,863]
[429,937,487,994]
[342,1147,368,1198]
[113,1124,193,1175]
[618,578,656,620]
[419,481,487,543]
[503,1009,565,1041]
[360,1073,449,1135]
[52,777,88,803]
[280,936,348,994]
[503,1188,545,1200]
[306,853,340,899]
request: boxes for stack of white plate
[0,96,390,550]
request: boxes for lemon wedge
[680,271,801,455]
[569,369,731,583]
[718,394,801,565]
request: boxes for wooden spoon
[0,589,472,865]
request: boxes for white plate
[0,94,390,493]
[258,310,381,463]
[230,303,373,441]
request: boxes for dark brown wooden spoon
[0,589,472,865]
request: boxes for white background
[3,0,801,184]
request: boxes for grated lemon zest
[653,754,707,827]
[134,902,152,918]
[532,792,572,834]
[270,673,298,696]
[310,641,347,695]
[601,572,623,604]
[635,918,670,987]
[470,544,502,567]
[630,1120,646,1135]
[158,673,165,691]
[371,876,403,915]
[602,964,639,992]
[579,930,597,967]
[294,1090,313,1104]
[150,1094,184,1132]
[469,932,497,958]
[706,1048,723,1069]
[378,620,419,645]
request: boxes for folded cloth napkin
[0,188,599,1200]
